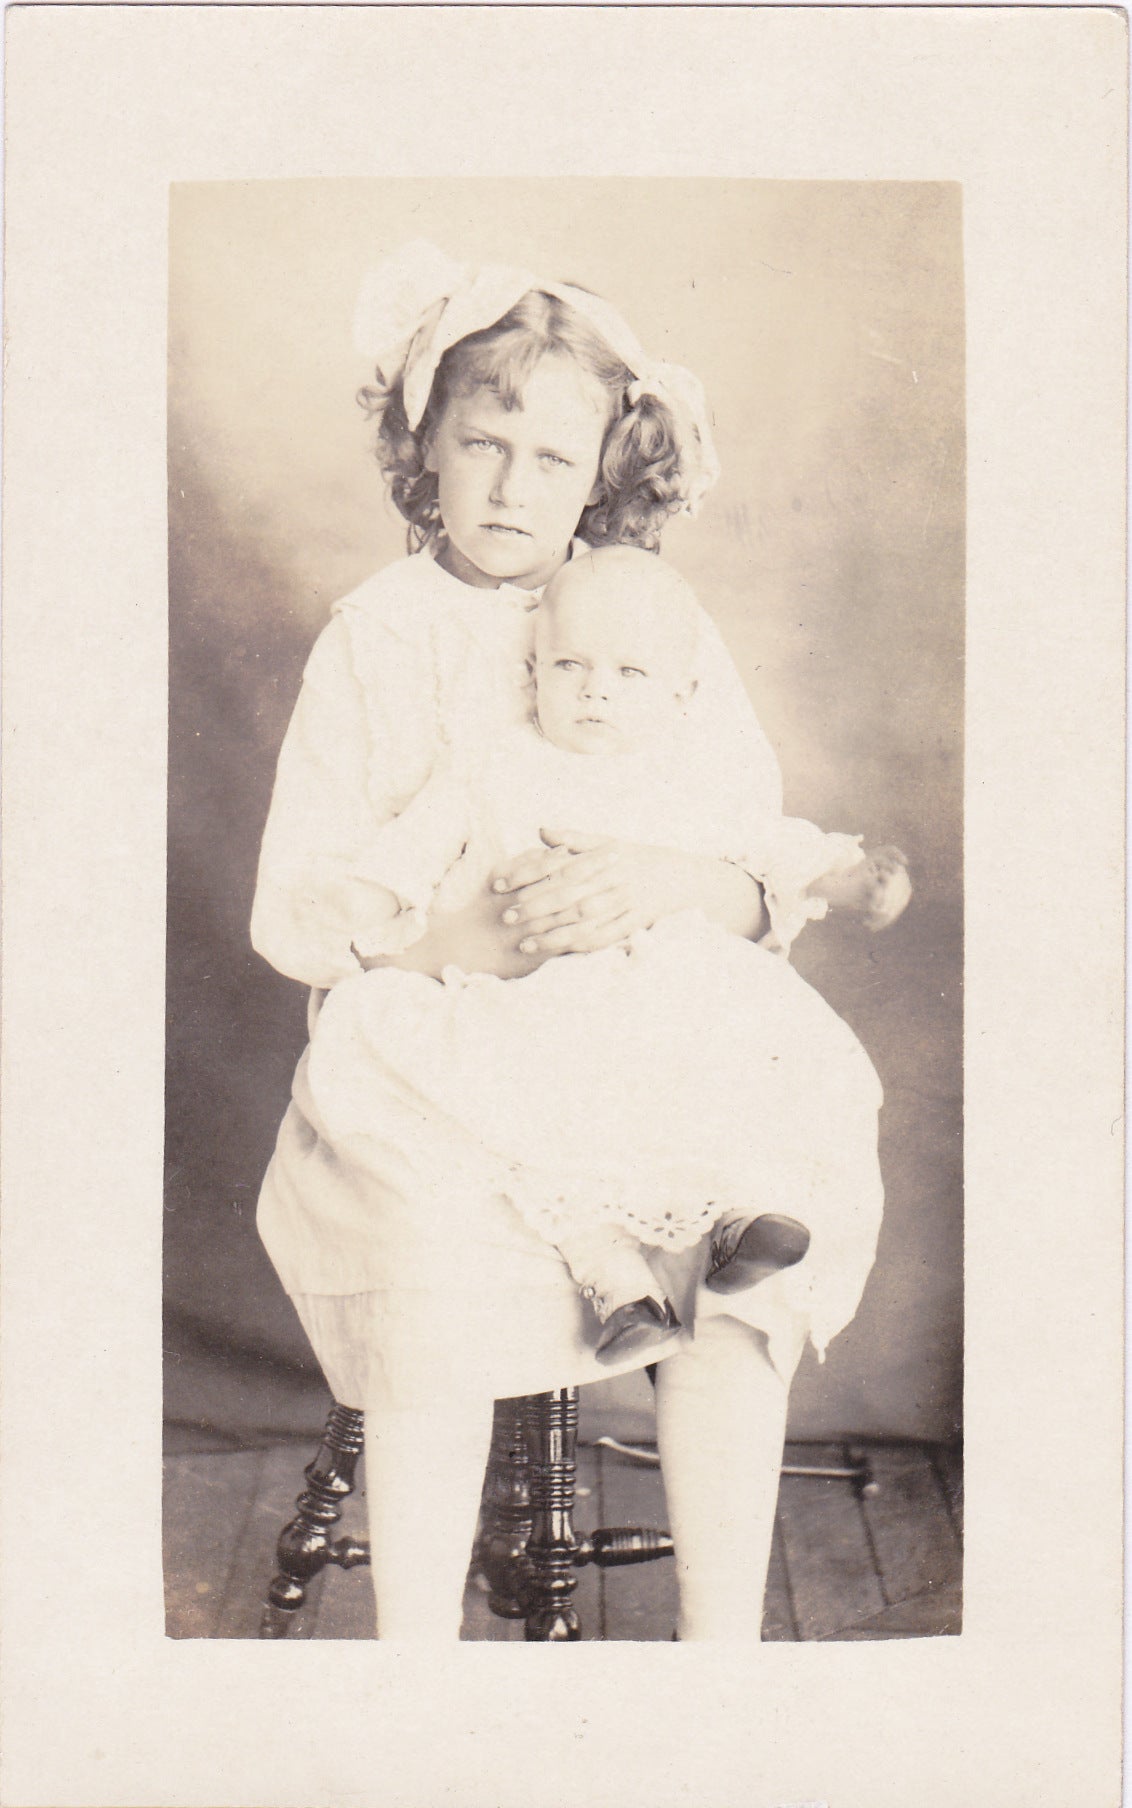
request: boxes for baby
[525,548,908,925]
[309,548,910,1363]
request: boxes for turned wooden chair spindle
[260,1389,675,1641]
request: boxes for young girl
[251,239,899,1640]
[304,543,909,1372]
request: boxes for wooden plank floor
[165,1435,962,1641]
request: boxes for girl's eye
[465,438,500,453]
[540,453,571,469]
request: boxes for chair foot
[259,1598,307,1640]
[524,1605,582,1641]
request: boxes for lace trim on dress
[502,1163,730,1254]
[758,829,865,954]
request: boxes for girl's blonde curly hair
[359,290,688,555]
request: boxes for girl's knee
[654,1314,804,1421]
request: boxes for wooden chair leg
[259,1402,371,1638]
[521,1388,582,1641]
[260,1390,677,1641]
[473,1397,534,1618]
[486,1389,677,1640]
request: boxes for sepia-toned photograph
[3,8,1123,1802]
[164,178,964,1644]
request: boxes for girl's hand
[492,829,768,955]
[358,887,546,981]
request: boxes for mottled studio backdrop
[166,181,963,1445]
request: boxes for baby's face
[534,570,695,755]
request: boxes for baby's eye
[555,659,582,672]
[620,667,647,679]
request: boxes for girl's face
[425,355,610,591]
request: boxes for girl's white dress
[251,549,885,1403]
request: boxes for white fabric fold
[753,820,866,955]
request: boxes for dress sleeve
[685,612,864,954]
[348,767,475,959]
[684,611,785,832]
[755,819,865,954]
[250,606,440,987]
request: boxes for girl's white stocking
[654,1314,796,1642]
[362,1390,495,1641]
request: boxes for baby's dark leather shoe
[705,1213,811,1294]
[593,1295,683,1364]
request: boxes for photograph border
[2,8,1124,1806]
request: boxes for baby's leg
[555,1224,682,1363]
[555,1223,665,1313]
[654,1314,804,1641]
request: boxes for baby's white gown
[304,723,883,1360]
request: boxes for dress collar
[426,539,589,612]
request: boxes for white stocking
[654,1314,799,1642]
[362,1388,495,1642]
[554,1224,664,1314]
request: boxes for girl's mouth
[483,523,530,537]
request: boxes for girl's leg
[362,1383,495,1642]
[653,1313,801,1641]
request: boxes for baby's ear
[675,677,698,709]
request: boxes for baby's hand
[812,846,911,931]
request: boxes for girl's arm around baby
[356,882,548,981]
[490,832,768,957]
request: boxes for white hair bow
[354,239,720,515]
